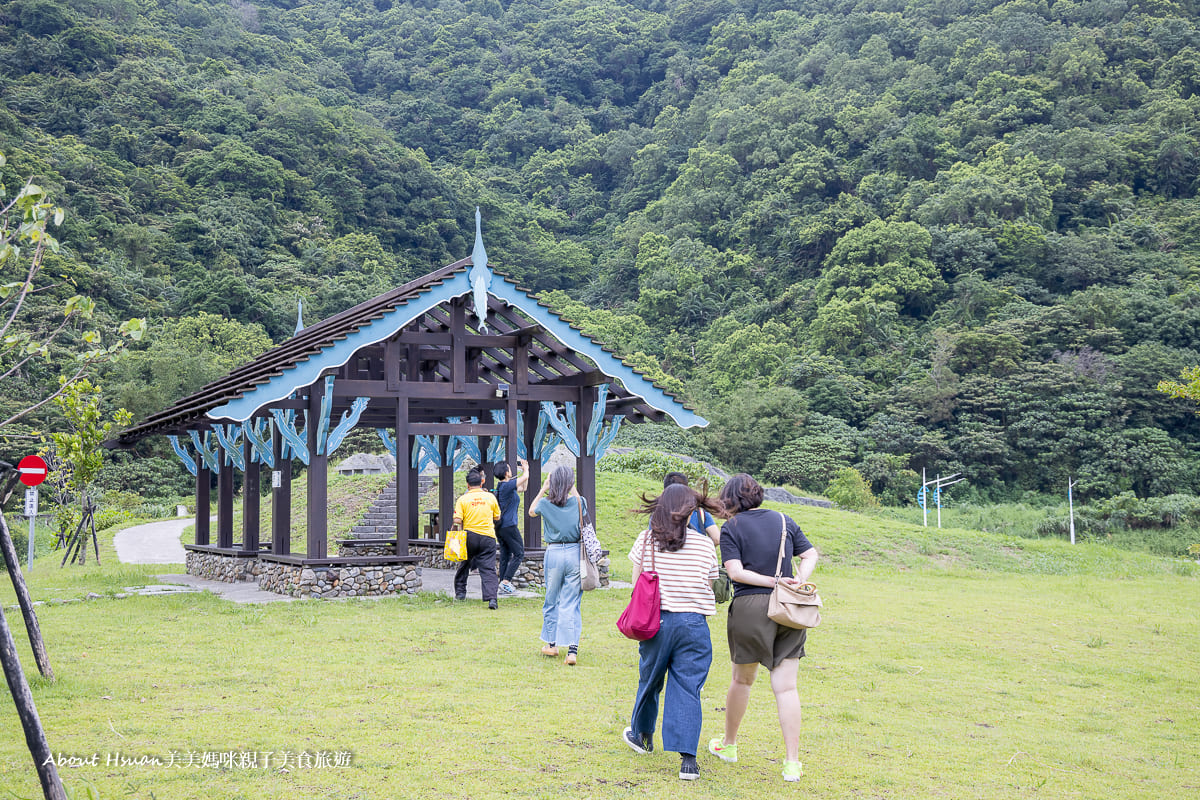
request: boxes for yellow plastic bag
[444,529,467,562]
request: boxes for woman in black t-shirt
[706,474,818,783]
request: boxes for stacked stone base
[186,551,262,583]
[259,561,421,599]
[186,551,421,599]
[406,542,610,588]
[336,539,396,558]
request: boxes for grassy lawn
[1,474,1197,798]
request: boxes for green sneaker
[782,760,804,782]
[707,738,737,763]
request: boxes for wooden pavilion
[114,215,706,597]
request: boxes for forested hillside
[4,0,1200,503]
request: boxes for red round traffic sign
[17,454,47,487]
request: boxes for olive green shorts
[726,592,807,669]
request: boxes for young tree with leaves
[0,150,144,800]
[49,378,132,566]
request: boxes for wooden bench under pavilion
[113,216,706,598]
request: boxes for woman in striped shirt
[622,483,722,781]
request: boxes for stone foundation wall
[408,542,610,589]
[336,539,396,558]
[186,551,262,583]
[258,561,421,599]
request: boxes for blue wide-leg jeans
[629,611,713,756]
[540,542,582,647]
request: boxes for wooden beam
[410,423,507,436]
[532,369,609,388]
[330,380,586,403]
[400,331,536,348]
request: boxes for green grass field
[1,473,1197,798]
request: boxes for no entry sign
[17,454,47,487]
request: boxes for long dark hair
[546,465,575,506]
[719,473,763,516]
[635,483,721,552]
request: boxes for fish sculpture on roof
[469,206,490,332]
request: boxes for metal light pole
[1068,477,1078,545]
[936,474,942,529]
[924,472,965,529]
[921,467,928,527]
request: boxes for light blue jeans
[541,542,582,647]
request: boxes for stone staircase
[349,476,435,539]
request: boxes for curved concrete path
[113,517,191,564]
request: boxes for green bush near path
[0,473,1197,797]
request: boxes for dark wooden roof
[116,257,703,445]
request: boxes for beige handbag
[766,512,822,629]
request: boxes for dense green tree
[2,0,1199,502]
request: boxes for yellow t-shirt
[454,488,501,538]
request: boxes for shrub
[699,386,807,476]
[826,467,880,510]
[1035,492,1200,556]
[597,449,722,489]
[762,435,853,491]
[612,422,713,461]
[856,452,921,506]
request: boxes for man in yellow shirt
[452,467,502,609]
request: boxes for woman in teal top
[530,465,585,665]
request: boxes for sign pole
[24,488,37,569]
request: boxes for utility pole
[922,472,966,529]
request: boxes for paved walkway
[113,517,192,563]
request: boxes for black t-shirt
[719,508,814,598]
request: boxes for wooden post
[271,427,291,556]
[451,300,466,394]
[307,385,328,560]
[217,453,234,549]
[242,435,259,552]
[506,392,519,469]
[480,436,492,487]
[0,602,66,800]
[395,399,410,556]
[523,403,542,547]
[438,436,454,542]
[195,462,211,546]
[0,477,53,679]
[576,386,597,522]
[407,438,419,552]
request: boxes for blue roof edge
[206,268,707,429]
